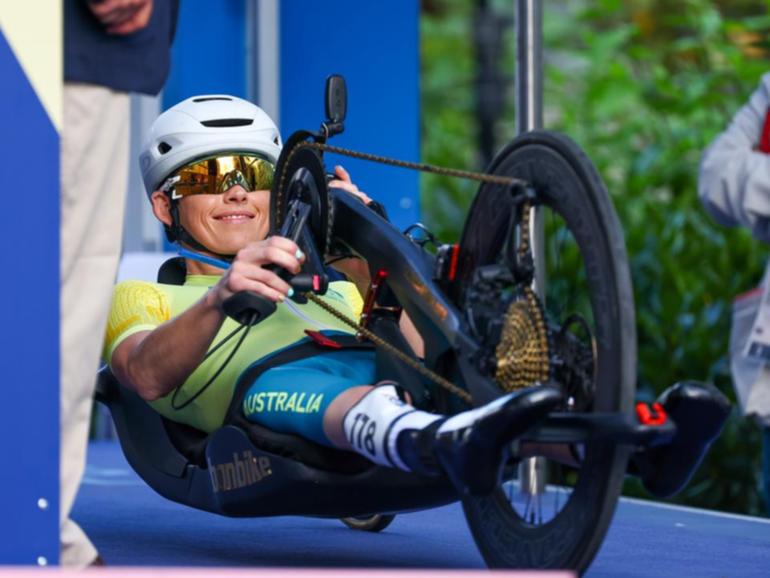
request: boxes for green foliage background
[421,0,770,515]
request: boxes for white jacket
[699,72,770,424]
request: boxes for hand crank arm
[222,200,327,325]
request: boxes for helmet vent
[157,141,172,154]
[192,97,233,103]
[274,137,280,145]
[200,118,254,128]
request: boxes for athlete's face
[152,184,271,256]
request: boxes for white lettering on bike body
[207,451,273,492]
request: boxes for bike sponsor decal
[207,451,272,492]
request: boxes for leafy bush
[422,0,770,515]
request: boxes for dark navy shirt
[64,0,179,95]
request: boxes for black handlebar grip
[222,272,330,326]
[290,273,329,294]
[222,292,277,326]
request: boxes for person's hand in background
[88,0,153,35]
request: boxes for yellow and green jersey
[102,274,363,433]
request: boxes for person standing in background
[699,72,770,516]
[61,0,178,566]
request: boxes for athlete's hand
[211,236,305,308]
[88,0,153,35]
[326,166,373,292]
[328,165,372,205]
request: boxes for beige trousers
[60,83,130,567]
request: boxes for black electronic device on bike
[95,75,729,575]
[321,73,347,140]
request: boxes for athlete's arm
[110,236,303,401]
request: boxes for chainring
[270,131,332,256]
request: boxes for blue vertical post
[0,11,61,565]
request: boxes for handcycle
[95,76,727,574]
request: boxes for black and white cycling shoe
[429,384,563,496]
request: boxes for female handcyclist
[103,94,563,496]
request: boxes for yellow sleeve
[328,280,364,318]
[102,280,171,364]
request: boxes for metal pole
[514,0,545,293]
[515,0,542,134]
[515,0,547,501]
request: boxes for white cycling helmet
[139,95,282,197]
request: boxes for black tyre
[455,131,636,573]
[340,514,396,532]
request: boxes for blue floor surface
[73,442,770,576]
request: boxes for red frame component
[360,269,389,329]
[448,243,460,282]
[635,401,667,426]
[304,330,343,349]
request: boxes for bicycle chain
[306,292,473,404]
[277,139,548,405]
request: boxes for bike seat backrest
[157,257,187,285]
[95,366,190,477]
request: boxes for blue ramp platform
[72,442,770,576]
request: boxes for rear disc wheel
[455,131,636,573]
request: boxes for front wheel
[454,131,636,573]
[340,514,396,532]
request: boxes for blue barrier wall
[280,0,420,230]
[0,26,60,565]
[160,0,248,252]
[162,0,248,107]
[163,0,420,231]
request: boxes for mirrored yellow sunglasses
[162,154,275,199]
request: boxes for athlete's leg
[336,382,563,495]
[242,349,378,447]
[322,385,373,447]
[242,349,563,495]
